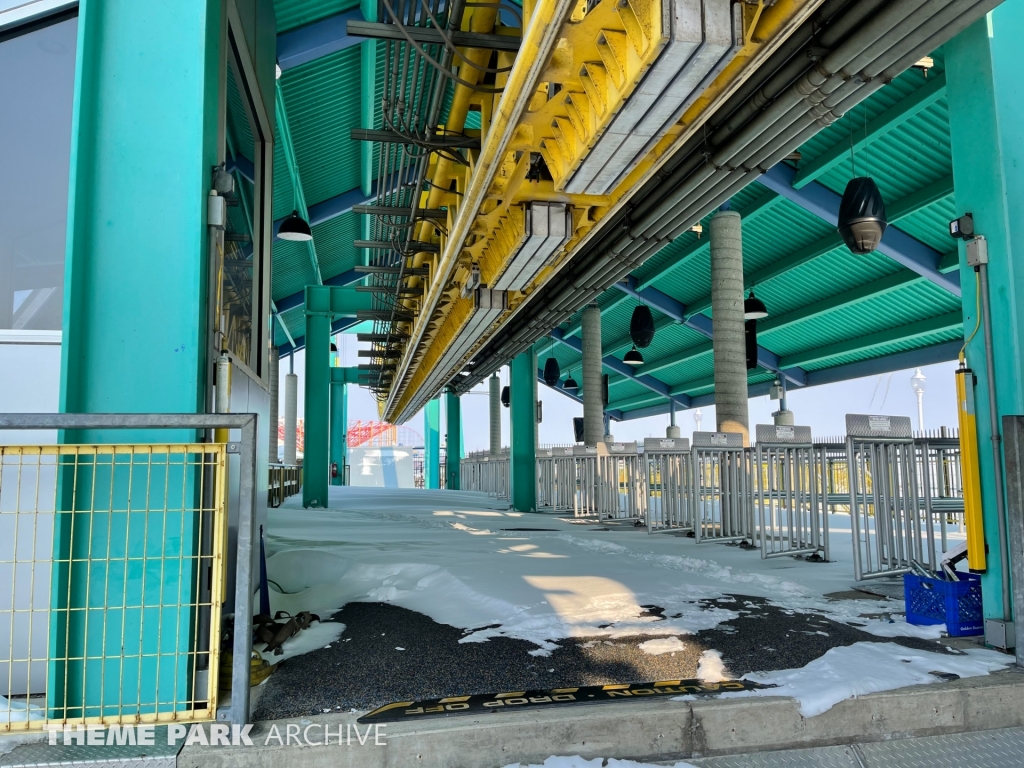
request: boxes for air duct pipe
[489,373,501,456]
[284,368,298,466]
[269,346,280,463]
[709,210,749,444]
[582,305,604,446]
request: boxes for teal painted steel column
[446,389,462,489]
[510,349,537,511]
[55,0,224,719]
[303,302,331,507]
[947,8,1024,623]
[424,399,440,488]
[330,381,348,486]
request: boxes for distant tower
[694,408,703,432]
[911,368,926,433]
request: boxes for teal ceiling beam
[791,73,948,189]
[779,311,963,370]
[275,80,323,285]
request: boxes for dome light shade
[542,357,561,387]
[501,385,510,408]
[743,290,768,320]
[838,177,887,254]
[629,305,656,348]
[278,210,313,241]
[563,374,579,391]
[623,345,644,366]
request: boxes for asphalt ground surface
[251,595,955,721]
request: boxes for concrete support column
[446,389,462,490]
[489,373,501,455]
[425,399,440,489]
[330,381,347,486]
[581,305,604,446]
[947,8,1024,633]
[303,310,331,508]
[709,210,749,445]
[269,347,280,463]
[510,348,538,511]
[284,372,298,465]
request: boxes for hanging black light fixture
[743,290,768,320]
[629,305,656,348]
[563,371,579,391]
[501,385,510,408]
[542,357,561,387]
[278,210,313,241]
[837,177,887,254]
[623,345,644,366]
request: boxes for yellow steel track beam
[385,0,825,423]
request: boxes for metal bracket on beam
[354,239,440,253]
[353,204,448,221]
[346,20,522,51]
[350,128,481,149]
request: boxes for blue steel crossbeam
[537,368,624,420]
[757,163,961,297]
[549,327,691,409]
[277,9,365,72]
[613,276,808,388]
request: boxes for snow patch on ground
[255,620,347,663]
[265,488,970,686]
[0,731,45,757]
[0,694,42,723]
[638,636,688,655]
[696,649,729,682]
[676,642,1010,717]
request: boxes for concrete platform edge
[177,667,1024,768]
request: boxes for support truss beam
[275,269,365,314]
[792,73,948,189]
[538,368,623,420]
[757,163,960,296]
[779,311,963,369]
[614,277,808,387]
[277,9,365,72]
[549,328,691,410]
[346,20,522,51]
[351,128,481,149]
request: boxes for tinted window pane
[0,16,77,331]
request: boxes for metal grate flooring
[689,728,1024,768]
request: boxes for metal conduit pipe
[458,0,999,391]
[842,0,958,76]
[710,210,749,444]
[269,346,280,463]
[489,373,501,456]
[582,305,604,445]
[284,372,298,466]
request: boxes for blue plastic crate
[904,572,983,636]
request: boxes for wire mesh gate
[752,424,828,560]
[0,413,258,732]
[644,437,692,533]
[692,432,753,544]
[846,414,933,580]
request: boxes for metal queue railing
[268,463,301,507]
[753,425,828,561]
[537,447,575,512]
[596,442,645,521]
[644,437,693,534]
[460,450,510,500]
[691,432,755,544]
[572,445,599,517]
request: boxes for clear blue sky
[282,331,958,450]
